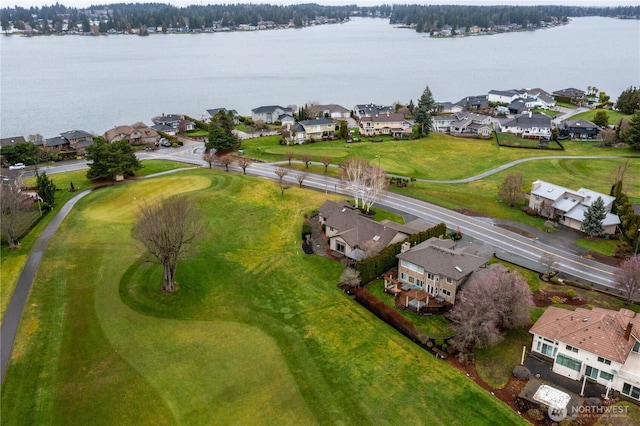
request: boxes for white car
[9,163,25,170]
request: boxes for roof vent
[454,266,463,273]
[582,318,589,322]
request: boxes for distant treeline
[1,3,638,34]
[389,4,640,33]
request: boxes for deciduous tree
[219,155,232,171]
[237,157,251,175]
[285,151,295,165]
[449,267,533,351]
[581,196,606,237]
[0,176,25,249]
[321,157,332,172]
[202,152,216,168]
[540,252,558,279]
[132,196,202,293]
[615,255,640,303]
[498,172,524,207]
[299,154,312,169]
[296,172,307,188]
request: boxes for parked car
[159,138,171,147]
[9,163,25,170]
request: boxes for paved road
[1,189,93,382]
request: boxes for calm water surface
[1,16,638,138]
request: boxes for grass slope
[2,169,525,425]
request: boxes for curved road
[3,146,636,382]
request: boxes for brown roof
[530,306,640,364]
[396,237,488,281]
[104,125,135,142]
[0,136,26,147]
[360,113,406,124]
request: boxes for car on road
[9,163,25,170]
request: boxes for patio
[382,269,451,314]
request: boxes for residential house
[559,119,601,140]
[500,112,551,139]
[150,123,176,136]
[431,115,459,133]
[454,94,489,112]
[279,114,297,128]
[488,88,556,110]
[151,114,195,132]
[251,105,293,124]
[318,200,416,261]
[358,112,412,137]
[552,88,586,105]
[507,99,529,115]
[104,123,159,145]
[289,118,336,144]
[204,108,239,123]
[42,136,71,152]
[352,104,394,120]
[448,113,492,137]
[530,306,640,401]
[395,237,489,305]
[435,102,464,115]
[528,180,620,235]
[488,89,520,104]
[525,88,556,109]
[0,136,26,148]
[307,104,351,120]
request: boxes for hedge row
[353,287,429,345]
[354,222,447,284]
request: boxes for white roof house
[528,180,620,235]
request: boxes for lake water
[1,16,638,138]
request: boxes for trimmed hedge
[354,222,447,284]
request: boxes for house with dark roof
[559,119,601,140]
[42,136,70,152]
[552,88,586,105]
[318,200,417,261]
[0,136,26,148]
[352,104,394,120]
[394,237,489,306]
[500,112,551,139]
[455,94,489,112]
[251,105,293,124]
[152,114,195,131]
[530,306,640,401]
[528,180,620,235]
[290,118,336,143]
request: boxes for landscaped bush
[512,366,532,380]
[527,408,544,421]
[551,295,565,304]
[566,289,577,298]
[301,221,312,240]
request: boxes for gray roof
[502,112,551,128]
[489,89,519,97]
[397,237,488,281]
[251,105,289,114]
[207,108,238,116]
[60,130,92,140]
[561,119,599,129]
[0,136,26,147]
[299,118,334,126]
[150,124,174,132]
[45,136,69,147]
[553,88,585,97]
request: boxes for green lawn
[567,109,630,126]
[1,168,525,425]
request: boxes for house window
[400,272,407,281]
[622,383,640,400]
[565,345,578,353]
[442,289,451,297]
[633,340,640,353]
[446,277,452,284]
[537,341,557,358]
[597,356,612,365]
[416,279,424,289]
[336,242,345,253]
[585,366,599,380]
[408,276,415,284]
[556,353,581,372]
[427,273,434,280]
[599,371,614,382]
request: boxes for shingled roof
[530,306,640,364]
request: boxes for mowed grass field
[1,168,526,425]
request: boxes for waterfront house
[454,94,489,112]
[307,104,351,120]
[42,136,70,153]
[358,112,412,137]
[251,105,293,124]
[352,104,394,120]
[395,237,489,305]
[0,136,26,148]
[204,108,239,123]
[500,112,551,139]
[558,119,601,140]
[104,123,159,145]
[151,114,195,132]
[530,306,640,401]
[528,180,620,235]
[318,200,415,261]
[552,88,586,105]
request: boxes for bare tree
[0,177,26,249]
[341,157,369,208]
[321,157,332,172]
[285,151,295,166]
[358,239,383,259]
[540,252,559,279]
[237,157,252,175]
[339,267,361,288]
[296,172,307,188]
[219,155,233,172]
[202,152,216,168]
[615,255,640,303]
[299,154,312,169]
[449,267,533,351]
[274,167,288,184]
[498,172,524,207]
[360,166,386,213]
[599,128,618,147]
[132,196,202,293]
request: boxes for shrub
[551,295,565,304]
[513,366,532,380]
[566,289,577,298]
[527,408,544,421]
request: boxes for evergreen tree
[593,110,609,127]
[206,110,239,153]
[615,86,640,114]
[36,171,56,206]
[86,137,141,180]
[415,85,435,136]
[581,196,607,237]
[623,110,640,150]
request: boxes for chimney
[401,242,411,253]
[625,322,633,341]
